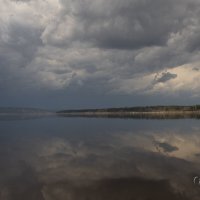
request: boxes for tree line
[57,105,200,113]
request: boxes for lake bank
[57,110,200,119]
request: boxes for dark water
[0,116,200,200]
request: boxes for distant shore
[56,106,200,119]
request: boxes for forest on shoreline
[57,105,200,113]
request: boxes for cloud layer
[0,0,200,107]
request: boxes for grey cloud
[5,22,42,65]
[0,13,45,96]
[51,0,191,49]
[193,67,199,71]
[41,0,200,80]
[154,72,177,84]
[155,142,179,153]
[10,0,32,2]
[0,0,200,107]
[51,69,72,75]
[187,32,200,52]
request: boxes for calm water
[0,116,200,200]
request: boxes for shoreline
[57,110,200,119]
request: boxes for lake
[0,116,200,200]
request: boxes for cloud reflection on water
[0,118,200,199]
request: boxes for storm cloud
[154,72,178,84]
[0,0,200,108]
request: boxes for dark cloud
[154,72,177,84]
[4,22,42,66]
[0,0,200,108]
[155,142,179,153]
[56,0,190,49]
[11,0,32,2]
[193,67,199,71]
[0,19,43,93]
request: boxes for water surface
[0,116,200,199]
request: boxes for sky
[0,0,200,109]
